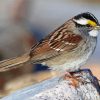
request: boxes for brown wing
[0,20,83,72]
[49,31,82,52]
[29,22,82,63]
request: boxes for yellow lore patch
[88,20,97,26]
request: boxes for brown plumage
[0,19,82,72]
[0,12,99,72]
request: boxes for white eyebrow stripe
[73,18,88,25]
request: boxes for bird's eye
[86,24,91,27]
[86,24,93,30]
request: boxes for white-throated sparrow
[0,12,99,73]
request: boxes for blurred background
[0,0,100,98]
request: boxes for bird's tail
[0,54,30,72]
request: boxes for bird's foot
[63,72,79,88]
[58,72,72,82]
[59,71,89,88]
[63,71,89,88]
[69,71,91,85]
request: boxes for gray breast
[47,36,97,72]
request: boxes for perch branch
[1,69,100,100]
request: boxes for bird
[0,12,99,74]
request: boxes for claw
[59,71,89,88]
[63,72,79,88]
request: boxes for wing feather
[30,29,82,62]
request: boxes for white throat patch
[89,30,98,37]
[74,18,88,25]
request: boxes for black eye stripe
[74,22,93,31]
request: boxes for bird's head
[73,12,100,37]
